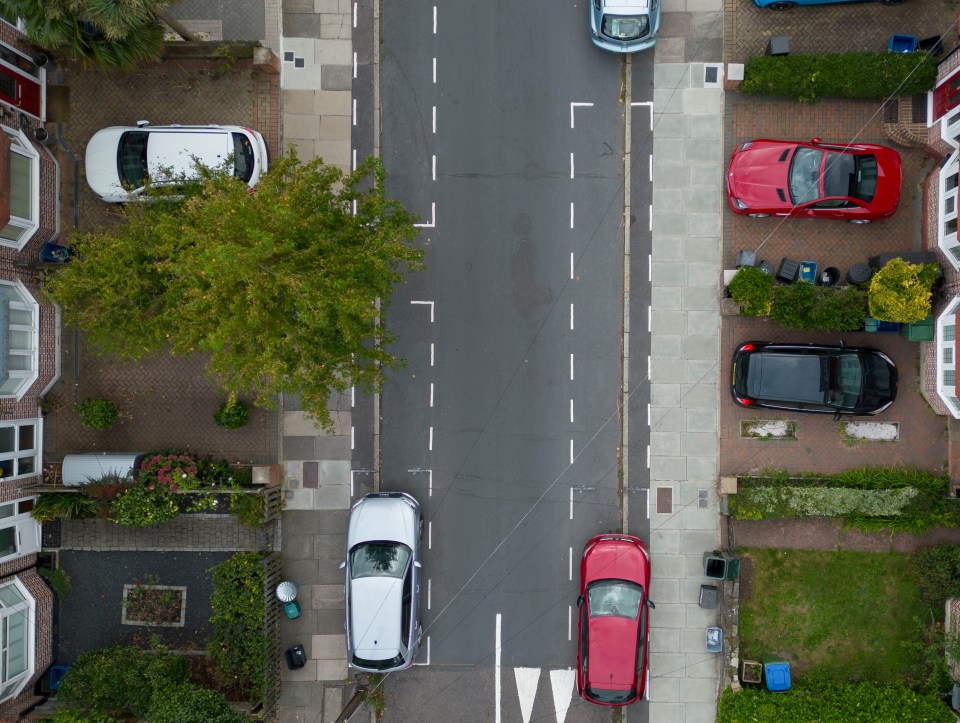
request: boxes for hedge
[718,680,954,723]
[740,51,936,103]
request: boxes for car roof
[747,351,825,404]
[603,0,650,9]
[143,129,233,179]
[350,577,404,659]
[587,616,639,692]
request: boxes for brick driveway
[718,1,955,476]
[42,58,280,465]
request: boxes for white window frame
[937,297,960,418]
[0,499,39,564]
[0,282,39,400]
[939,153,960,268]
[0,128,39,250]
[0,420,40,483]
[0,578,34,705]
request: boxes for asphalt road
[377,0,653,719]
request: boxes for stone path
[58,514,272,551]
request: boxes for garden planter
[741,659,762,684]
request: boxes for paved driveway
[719,3,954,476]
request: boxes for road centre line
[428,578,432,609]
[429,426,433,451]
[649,153,652,182]
[569,440,574,466]
[426,636,431,664]
[432,57,436,83]
[353,1,357,27]
[569,487,573,519]
[570,354,574,380]
[568,605,572,641]
[429,469,433,497]
[353,52,357,78]
[350,426,354,450]
[648,253,652,281]
[429,521,432,549]
[569,252,574,279]
[569,303,574,330]
[351,385,355,407]
[410,300,435,321]
[429,382,434,407]
[495,614,502,723]
[569,153,574,179]
[569,101,594,129]
[431,342,435,366]
[432,105,436,133]
[432,5,437,33]
[352,148,357,171]
[568,547,573,580]
[647,403,650,426]
[569,202,574,229]
[569,399,574,423]
[432,155,436,181]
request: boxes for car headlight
[739,141,753,151]
[733,198,749,210]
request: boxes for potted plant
[868,258,939,323]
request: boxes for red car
[726,138,901,223]
[576,534,654,706]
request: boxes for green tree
[0,0,169,69]
[868,258,939,323]
[46,155,422,430]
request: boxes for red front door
[0,59,42,119]
[934,68,960,123]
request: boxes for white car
[342,492,423,673]
[84,121,269,203]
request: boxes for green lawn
[739,548,926,684]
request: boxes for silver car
[342,492,423,672]
[590,0,661,53]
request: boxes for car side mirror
[577,595,584,608]
[647,599,656,609]
[414,561,422,568]
[811,137,822,144]
[838,339,846,349]
[339,561,346,570]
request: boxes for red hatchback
[726,138,901,223]
[577,534,654,706]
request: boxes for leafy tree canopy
[45,154,423,429]
[0,0,168,68]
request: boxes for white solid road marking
[647,444,651,469]
[432,105,436,133]
[432,57,436,83]
[351,385,355,407]
[350,426,354,450]
[413,202,436,228]
[569,252,574,279]
[569,101,594,129]
[352,98,356,126]
[647,305,651,332]
[647,403,651,426]
[428,521,432,549]
[429,382,434,408]
[569,487,573,519]
[568,547,573,580]
[567,605,571,641]
[649,153,652,182]
[569,153,574,179]
[431,342,435,366]
[353,1,357,27]
[569,399,573,424]
[353,51,357,79]
[352,148,357,172]
[569,303,574,330]
[426,635,431,664]
[495,614,502,723]
[569,202,574,229]
[648,354,652,381]
[429,469,433,497]
[410,300,435,321]
[569,440,574,466]
[569,354,574,380]
[648,253,652,281]
[648,203,652,231]
[550,669,576,723]
[432,5,437,32]
[351,199,357,216]
[514,667,541,723]
[428,426,433,451]
[432,154,436,181]
[427,578,432,610]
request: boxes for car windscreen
[117,131,150,189]
[788,147,823,205]
[350,542,411,579]
[231,132,256,183]
[587,580,643,619]
[352,653,404,671]
[826,353,864,409]
[586,686,635,704]
[601,15,648,41]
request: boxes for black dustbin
[285,645,306,670]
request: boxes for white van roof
[62,452,145,486]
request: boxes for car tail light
[735,397,753,406]
[738,343,755,352]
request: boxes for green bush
[147,682,246,723]
[32,492,101,523]
[771,283,866,331]
[740,51,937,103]
[74,398,117,431]
[57,646,190,718]
[910,545,960,615]
[717,679,954,722]
[208,552,267,699]
[868,258,939,323]
[214,394,250,429]
[39,566,71,599]
[230,492,265,527]
[111,485,179,527]
[731,485,920,520]
[728,266,773,315]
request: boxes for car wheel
[849,219,871,224]
[747,213,770,218]
[767,1,796,8]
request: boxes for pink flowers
[140,452,199,492]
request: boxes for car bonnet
[84,127,128,197]
[728,143,795,209]
[348,496,417,548]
